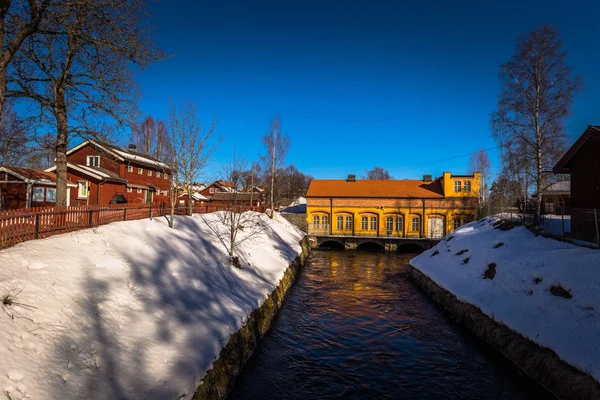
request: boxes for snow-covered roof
[45,163,125,182]
[111,148,171,170]
[544,181,570,193]
[66,140,172,171]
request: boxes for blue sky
[134,0,600,181]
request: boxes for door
[428,217,444,239]
[145,189,153,203]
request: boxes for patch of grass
[430,249,440,257]
[462,257,471,265]
[493,242,504,249]
[550,284,572,299]
[483,263,496,279]
[454,249,469,256]
[534,277,543,284]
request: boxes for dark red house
[0,167,76,210]
[45,140,172,206]
[553,125,600,242]
[199,180,236,199]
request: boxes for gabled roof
[45,163,126,182]
[179,192,208,201]
[554,126,600,173]
[306,179,445,199]
[66,140,172,171]
[0,166,76,186]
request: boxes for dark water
[228,251,552,400]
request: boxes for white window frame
[77,181,88,198]
[147,170,152,177]
[337,216,343,230]
[138,167,143,175]
[386,216,393,233]
[209,187,215,194]
[127,187,132,193]
[137,188,142,194]
[345,216,352,230]
[127,165,133,173]
[86,156,100,167]
[164,173,168,180]
[396,216,402,232]
[313,215,319,229]
[412,217,419,232]
[361,216,368,230]
[454,218,461,230]
[454,180,462,192]
[322,215,328,228]
[156,172,161,178]
[464,180,471,192]
[370,216,377,231]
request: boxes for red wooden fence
[0,203,266,249]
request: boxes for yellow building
[306,172,480,239]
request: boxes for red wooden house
[0,166,76,210]
[45,140,173,206]
[199,180,236,199]
[553,125,600,242]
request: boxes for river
[228,250,551,399]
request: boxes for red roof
[554,126,600,173]
[306,179,445,198]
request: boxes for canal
[228,250,551,400]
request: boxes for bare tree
[7,0,163,206]
[0,105,29,165]
[262,115,289,218]
[468,148,492,214]
[201,152,266,267]
[130,115,173,163]
[363,166,392,180]
[491,25,581,226]
[166,98,219,224]
[0,0,50,119]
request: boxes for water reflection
[229,251,550,400]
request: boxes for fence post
[150,206,153,220]
[561,204,565,240]
[595,208,600,248]
[34,214,40,239]
[123,208,127,221]
[88,210,94,227]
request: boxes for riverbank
[409,217,600,398]
[0,212,305,400]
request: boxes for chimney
[128,144,137,150]
[423,174,432,182]
[347,174,356,182]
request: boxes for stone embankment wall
[280,213,307,232]
[193,237,310,400]
[407,264,600,400]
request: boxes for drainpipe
[329,197,333,235]
[421,198,426,238]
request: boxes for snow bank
[0,212,304,400]
[411,217,600,382]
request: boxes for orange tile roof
[306,179,445,198]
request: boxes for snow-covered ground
[0,212,304,400]
[541,214,571,236]
[411,217,600,382]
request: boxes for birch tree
[491,25,581,226]
[7,0,162,206]
[166,98,219,223]
[131,115,173,164]
[262,115,289,218]
[468,148,491,214]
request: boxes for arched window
[322,215,329,228]
[313,215,320,229]
[385,216,393,233]
[411,217,419,232]
[361,216,368,230]
[345,216,353,230]
[370,216,377,231]
[337,216,344,230]
[396,216,403,232]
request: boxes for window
[138,168,143,175]
[396,216,402,232]
[386,217,393,233]
[137,188,142,194]
[147,170,152,177]
[454,181,461,192]
[86,156,100,167]
[454,218,461,230]
[127,165,133,173]
[127,187,132,193]
[77,181,88,198]
[361,216,368,230]
[345,216,353,230]
[412,217,419,232]
[156,172,161,178]
[337,216,343,230]
[164,173,168,180]
[322,216,328,227]
[464,180,471,192]
[462,217,470,225]
[370,216,377,231]
[313,215,320,229]
[209,188,215,194]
